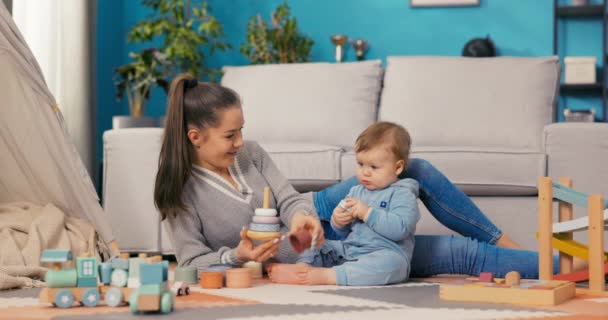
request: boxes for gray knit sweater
[166,141,317,272]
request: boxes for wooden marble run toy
[439,175,608,306]
[538,177,607,293]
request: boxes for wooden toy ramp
[549,233,608,262]
[538,177,606,293]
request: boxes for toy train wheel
[105,287,124,307]
[54,289,74,308]
[129,291,138,314]
[82,288,100,307]
[160,292,173,314]
[185,287,190,295]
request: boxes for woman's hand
[345,198,371,222]
[290,211,325,249]
[235,227,283,263]
[332,205,354,228]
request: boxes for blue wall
[96,0,605,180]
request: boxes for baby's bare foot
[268,263,336,285]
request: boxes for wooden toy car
[170,281,190,296]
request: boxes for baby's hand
[332,202,355,228]
[345,198,371,221]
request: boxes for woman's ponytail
[154,74,195,219]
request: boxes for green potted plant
[113,0,229,127]
[240,2,314,64]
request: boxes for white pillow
[222,60,383,147]
[379,56,559,152]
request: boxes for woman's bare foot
[495,234,521,249]
[267,263,336,285]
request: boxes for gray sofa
[103,56,608,254]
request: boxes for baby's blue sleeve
[365,184,420,242]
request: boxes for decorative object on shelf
[352,39,369,61]
[410,0,479,7]
[114,0,229,120]
[462,36,497,57]
[554,0,607,122]
[241,2,314,64]
[564,56,597,84]
[330,34,348,63]
[564,108,596,122]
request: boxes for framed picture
[410,0,479,7]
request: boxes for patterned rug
[0,278,606,320]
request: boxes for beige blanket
[0,202,98,290]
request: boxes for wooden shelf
[560,83,603,93]
[557,5,604,17]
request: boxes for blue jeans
[314,158,558,279]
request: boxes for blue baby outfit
[299,178,420,286]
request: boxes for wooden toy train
[39,249,174,314]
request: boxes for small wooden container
[200,271,223,289]
[226,268,252,288]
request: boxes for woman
[154,74,556,279]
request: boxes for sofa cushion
[222,60,383,147]
[341,148,545,196]
[103,128,164,252]
[379,56,559,152]
[260,143,342,192]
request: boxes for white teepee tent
[0,3,115,254]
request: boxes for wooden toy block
[440,280,575,306]
[479,272,493,282]
[505,271,521,286]
[146,255,162,263]
[41,250,73,263]
[111,258,129,270]
[119,252,130,259]
[139,263,164,285]
[45,269,77,288]
[76,277,98,288]
[246,230,282,241]
[129,257,145,278]
[493,278,506,284]
[138,253,148,259]
[138,283,166,295]
[137,294,160,311]
[99,263,113,285]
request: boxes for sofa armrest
[544,123,608,195]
